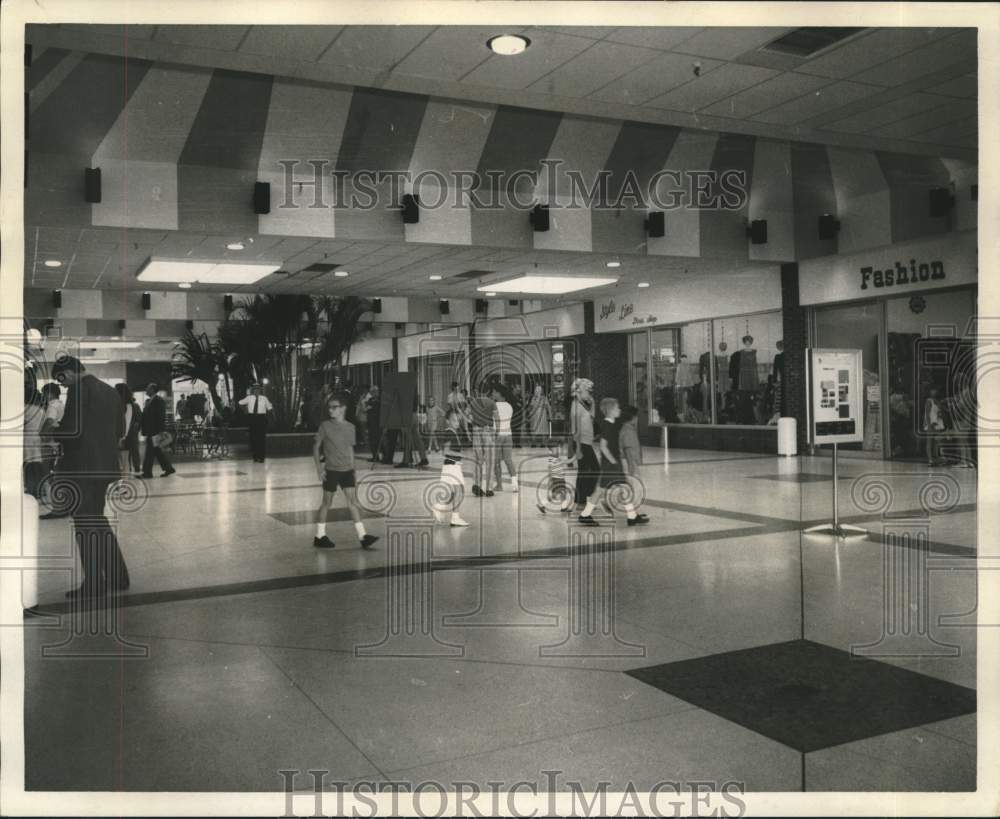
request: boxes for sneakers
[578,515,598,526]
[627,514,650,526]
[511,478,518,493]
[450,514,470,527]
[313,535,336,549]
[360,534,379,550]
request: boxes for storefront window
[711,311,782,426]
[886,288,976,462]
[628,331,650,435]
[677,321,712,423]
[649,328,678,423]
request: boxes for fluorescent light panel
[137,258,279,285]
[477,274,618,295]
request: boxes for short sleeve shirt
[239,394,273,414]
[598,418,621,461]
[315,419,356,471]
[494,402,513,435]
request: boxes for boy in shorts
[591,397,649,527]
[313,393,379,550]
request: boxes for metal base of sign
[803,522,868,538]
[805,441,867,539]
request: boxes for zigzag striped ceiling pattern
[26,47,977,294]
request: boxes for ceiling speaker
[928,187,954,218]
[52,290,61,309]
[401,194,420,224]
[118,319,127,330]
[142,292,151,311]
[475,298,488,315]
[224,294,234,313]
[439,299,450,315]
[372,298,382,314]
[253,181,271,214]
[817,213,840,240]
[746,219,768,245]
[529,205,549,232]
[644,211,665,238]
[84,167,102,203]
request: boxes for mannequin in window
[728,335,759,424]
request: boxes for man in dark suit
[49,356,131,598]
[141,382,175,478]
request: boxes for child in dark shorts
[312,393,379,550]
[594,397,648,527]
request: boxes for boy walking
[313,394,379,550]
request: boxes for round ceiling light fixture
[226,242,245,251]
[178,282,192,289]
[638,282,650,288]
[44,260,62,268]
[485,291,497,297]
[606,260,621,268]
[487,34,530,56]
[334,270,350,278]
[429,275,443,281]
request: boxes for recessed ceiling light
[487,34,530,55]
[485,292,497,297]
[178,282,192,289]
[429,275,442,281]
[606,261,621,268]
[478,274,618,295]
[638,282,651,288]
[44,260,62,268]
[334,270,350,278]
[137,258,279,285]
[226,242,245,251]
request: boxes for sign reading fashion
[860,258,945,290]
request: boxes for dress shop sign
[594,269,782,333]
[799,231,976,306]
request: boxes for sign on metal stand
[803,348,867,538]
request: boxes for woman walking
[115,383,143,476]
[569,378,602,524]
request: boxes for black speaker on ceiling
[928,187,954,218]
[474,298,488,315]
[439,299,450,315]
[223,294,234,313]
[401,194,420,224]
[817,213,841,240]
[142,292,151,311]
[746,219,768,245]
[644,211,665,238]
[84,167,102,203]
[52,289,61,309]
[508,299,520,307]
[372,297,382,314]
[253,181,271,214]
[118,319,127,330]
[529,204,549,232]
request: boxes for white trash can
[778,417,797,457]
[21,493,39,610]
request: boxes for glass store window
[886,288,976,463]
[677,321,712,423]
[711,311,783,425]
[650,328,678,423]
[628,331,650,435]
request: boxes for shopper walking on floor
[467,382,496,497]
[115,383,143,477]
[490,383,518,492]
[141,382,175,478]
[619,404,642,475]
[569,377,602,523]
[436,410,470,526]
[312,393,379,550]
[594,397,648,526]
[48,356,131,597]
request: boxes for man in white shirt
[239,383,273,462]
[490,384,517,493]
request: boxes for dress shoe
[313,535,336,549]
[484,489,494,497]
[578,515,598,526]
[472,484,482,497]
[40,511,70,520]
[627,514,650,526]
[418,458,429,468]
[161,468,176,477]
[360,534,380,550]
